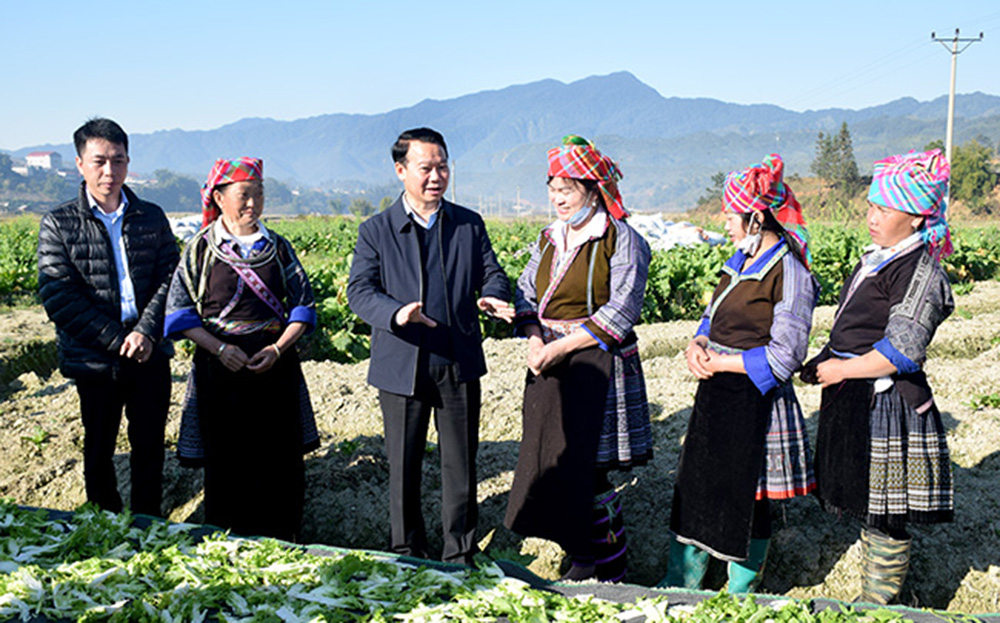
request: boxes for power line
[799,47,940,111]
[784,38,930,111]
[782,10,999,112]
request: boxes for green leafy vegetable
[1,500,938,622]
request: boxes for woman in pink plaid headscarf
[505,136,652,583]
[165,157,318,542]
[200,156,265,228]
[661,154,819,594]
[802,149,954,604]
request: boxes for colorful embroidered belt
[203,316,283,336]
[706,339,744,355]
[539,317,586,343]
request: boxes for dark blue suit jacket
[347,197,511,396]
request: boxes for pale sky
[3,0,998,151]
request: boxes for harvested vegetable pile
[0,501,967,622]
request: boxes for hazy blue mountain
[11,72,1000,211]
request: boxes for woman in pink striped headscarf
[504,136,652,583]
[802,149,954,604]
[661,154,818,594]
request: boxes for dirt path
[2,282,999,613]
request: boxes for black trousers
[74,355,171,516]
[379,364,480,564]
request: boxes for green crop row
[0,217,39,296]
[4,216,1000,364]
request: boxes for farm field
[2,215,1000,617]
[1,281,999,615]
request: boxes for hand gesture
[120,331,153,363]
[247,344,281,374]
[685,338,713,380]
[217,343,249,372]
[528,340,567,376]
[477,296,514,323]
[394,302,438,328]
[815,359,847,388]
[526,334,545,375]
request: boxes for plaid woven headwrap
[723,154,812,267]
[868,149,952,259]
[201,157,264,227]
[546,135,628,219]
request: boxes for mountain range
[10,72,1000,211]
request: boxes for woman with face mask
[504,135,652,583]
[801,150,954,604]
[661,154,818,593]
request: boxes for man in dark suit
[37,118,179,516]
[347,127,513,564]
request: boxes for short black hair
[73,118,129,156]
[392,127,448,164]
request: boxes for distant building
[25,151,63,170]
[126,172,153,186]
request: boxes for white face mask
[736,213,763,256]
[737,231,762,256]
[567,202,595,227]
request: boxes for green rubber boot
[858,529,911,605]
[726,538,770,594]
[657,539,710,589]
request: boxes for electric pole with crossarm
[932,29,983,164]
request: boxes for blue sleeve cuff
[743,346,778,395]
[873,337,919,374]
[288,306,317,334]
[582,324,610,352]
[696,317,710,338]
[163,309,203,340]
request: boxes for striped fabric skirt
[756,381,816,500]
[539,318,652,469]
[815,380,953,530]
[505,333,651,554]
[596,342,653,469]
[867,387,953,528]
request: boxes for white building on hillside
[25,151,63,170]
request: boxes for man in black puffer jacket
[37,118,179,516]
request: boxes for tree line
[809,122,998,214]
[0,158,401,216]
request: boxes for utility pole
[932,29,983,163]
[450,159,457,204]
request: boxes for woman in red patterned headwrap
[661,154,818,594]
[504,136,652,583]
[164,158,318,541]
